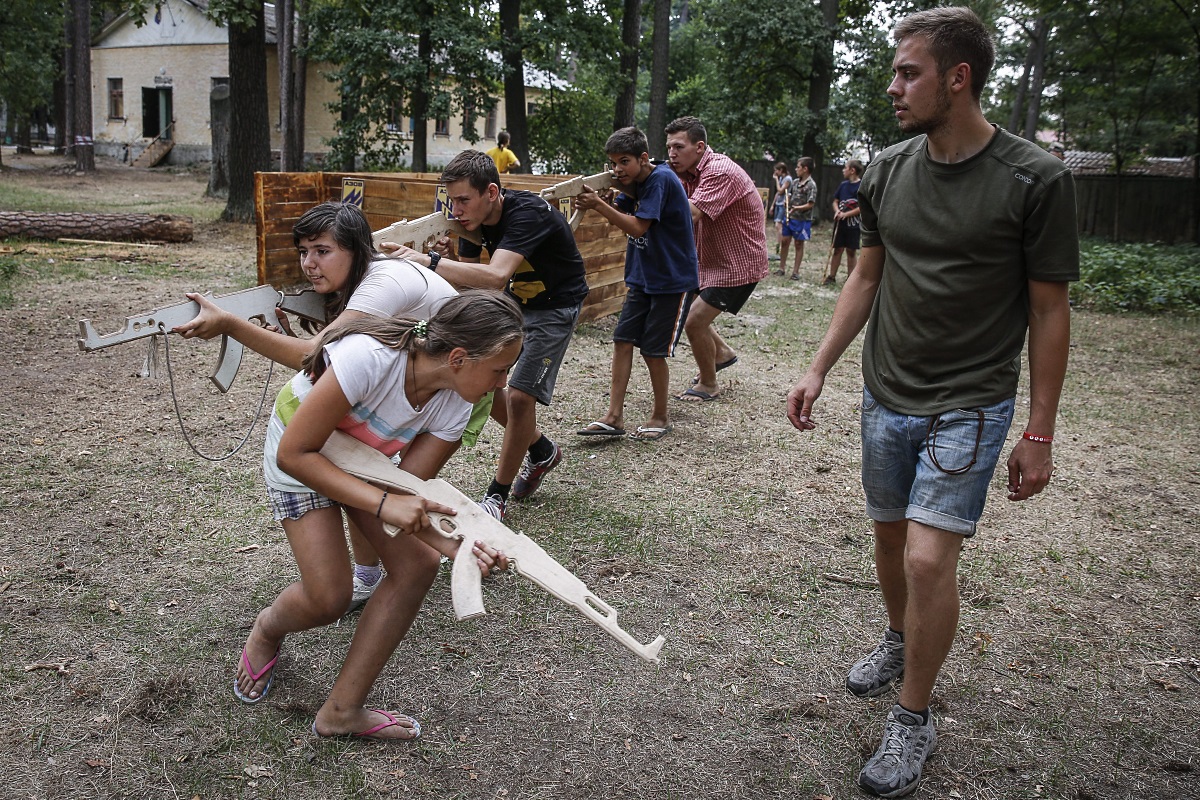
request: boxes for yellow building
[90,0,533,168]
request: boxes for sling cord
[158,326,275,462]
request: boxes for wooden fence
[742,159,1196,244]
[254,171,629,321]
[1074,175,1195,244]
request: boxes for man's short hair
[441,150,501,194]
[606,127,650,159]
[894,6,995,100]
[846,158,864,176]
[797,156,815,173]
[665,116,707,145]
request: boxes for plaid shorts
[267,487,339,522]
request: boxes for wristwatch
[427,251,441,271]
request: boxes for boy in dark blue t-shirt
[573,127,699,441]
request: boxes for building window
[485,107,497,139]
[435,117,449,137]
[527,102,537,117]
[462,98,475,139]
[108,79,124,119]
[386,103,402,134]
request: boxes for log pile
[0,212,194,243]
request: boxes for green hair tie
[413,319,429,338]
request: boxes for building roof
[1063,150,1195,178]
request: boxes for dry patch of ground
[1,154,1198,799]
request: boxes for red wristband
[1022,432,1053,443]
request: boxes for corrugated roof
[1064,150,1195,178]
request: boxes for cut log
[0,212,193,243]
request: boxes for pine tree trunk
[222,7,271,223]
[647,0,671,159]
[0,212,193,242]
[276,0,295,171]
[292,0,308,169]
[613,0,642,131]
[1022,18,1048,143]
[803,0,838,174]
[499,0,529,173]
[411,22,432,172]
[71,0,95,173]
[208,83,231,197]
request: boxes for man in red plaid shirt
[665,116,769,402]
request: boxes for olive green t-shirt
[858,126,1079,416]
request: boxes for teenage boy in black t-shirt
[381,150,589,520]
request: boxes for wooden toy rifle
[538,171,619,230]
[77,286,327,392]
[370,211,482,252]
[321,430,666,664]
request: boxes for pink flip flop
[232,646,279,704]
[312,709,422,741]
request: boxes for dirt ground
[1,153,1198,800]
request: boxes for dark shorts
[833,222,861,250]
[508,303,582,406]
[772,204,787,224]
[614,287,693,358]
[696,282,758,316]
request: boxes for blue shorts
[772,204,787,224]
[782,219,812,240]
[614,287,692,358]
[508,303,582,406]
[860,385,1015,536]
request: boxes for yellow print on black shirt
[509,259,547,303]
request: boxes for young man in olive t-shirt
[786,8,1079,797]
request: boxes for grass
[0,167,223,221]
[1072,237,1200,314]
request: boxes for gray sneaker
[847,628,905,697]
[858,704,937,797]
[345,572,382,614]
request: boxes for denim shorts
[772,204,787,224]
[508,303,582,406]
[860,385,1015,536]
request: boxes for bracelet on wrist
[1022,432,1053,443]
[376,491,388,518]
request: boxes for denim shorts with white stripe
[860,385,1015,536]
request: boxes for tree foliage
[0,1,61,139]
[667,0,824,162]
[1054,0,1193,167]
[305,0,497,170]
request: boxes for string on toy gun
[158,326,275,462]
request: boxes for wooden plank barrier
[255,171,630,321]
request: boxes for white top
[263,334,471,494]
[346,258,457,320]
